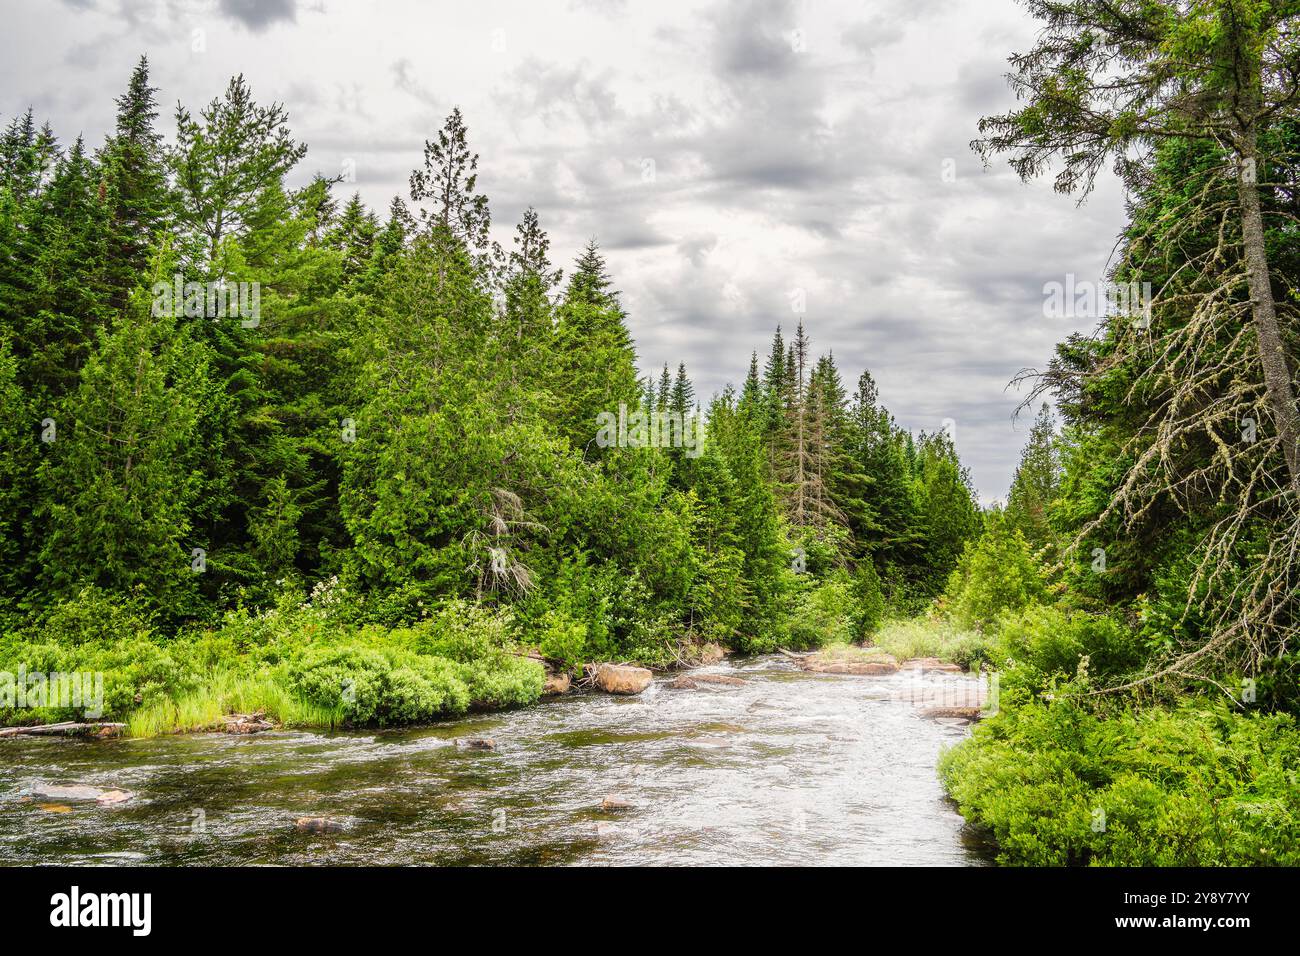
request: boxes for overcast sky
[1,0,1129,501]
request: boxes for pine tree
[1005,403,1061,555]
[328,192,379,287]
[549,242,639,452]
[502,207,561,363]
[409,108,493,263]
[99,56,172,309]
[172,74,308,267]
[670,362,695,418]
[36,303,217,617]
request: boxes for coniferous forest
[3,0,1300,877]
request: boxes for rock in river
[899,657,964,674]
[589,663,653,695]
[543,672,571,695]
[795,648,899,676]
[669,673,746,689]
[29,784,134,806]
[918,706,983,722]
[456,737,497,751]
[601,795,633,811]
[294,816,348,834]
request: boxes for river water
[0,655,991,866]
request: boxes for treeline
[0,56,980,720]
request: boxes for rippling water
[0,655,991,866]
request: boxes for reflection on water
[0,656,991,866]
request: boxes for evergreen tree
[99,56,172,309]
[1005,403,1061,555]
[171,74,308,267]
[36,303,218,617]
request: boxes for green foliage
[940,693,1300,866]
[851,558,885,639]
[945,518,1047,630]
[872,617,990,671]
[783,572,856,649]
[0,69,988,739]
[992,605,1144,691]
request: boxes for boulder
[796,650,899,676]
[543,672,571,695]
[695,643,728,665]
[589,663,653,695]
[669,676,699,690]
[601,795,633,811]
[457,737,497,751]
[222,712,275,734]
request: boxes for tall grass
[127,670,344,737]
[870,617,990,670]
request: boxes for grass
[869,617,990,670]
[127,669,344,737]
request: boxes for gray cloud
[217,0,296,31]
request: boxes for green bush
[532,609,588,671]
[286,645,472,725]
[872,617,990,670]
[940,690,1300,865]
[993,605,1143,689]
[783,572,856,649]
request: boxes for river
[0,655,991,865]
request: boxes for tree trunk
[1237,130,1300,491]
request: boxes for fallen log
[0,722,126,739]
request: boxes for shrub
[26,586,157,646]
[286,645,471,725]
[784,572,856,649]
[872,617,990,670]
[993,605,1143,689]
[940,691,1300,865]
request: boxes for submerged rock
[918,706,983,721]
[900,658,964,674]
[601,795,633,811]
[693,674,746,686]
[670,673,746,690]
[457,737,497,752]
[294,816,348,834]
[29,784,134,805]
[589,663,653,695]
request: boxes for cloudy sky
[1,0,1129,500]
